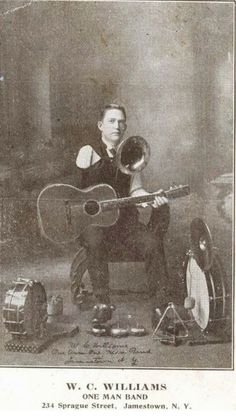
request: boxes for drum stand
[152,302,189,346]
[5,320,80,353]
[152,301,229,346]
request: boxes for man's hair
[100,104,126,121]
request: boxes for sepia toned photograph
[0,0,234,371]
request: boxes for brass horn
[115,136,150,175]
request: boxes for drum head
[186,256,210,330]
[190,218,213,271]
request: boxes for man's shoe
[110,324,129,338]
[90,303,115,337]
[92,303,115,324]
[91,323,111,337]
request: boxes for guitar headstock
[165,184,190,199]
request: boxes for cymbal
[190,218,213,271]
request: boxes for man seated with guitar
[75,103,171,321]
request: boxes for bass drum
[3,278,47,338]
[184,251,228,332]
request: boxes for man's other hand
[152,190,168,208]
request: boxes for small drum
[3,278,47,338]
[184,251,228,332]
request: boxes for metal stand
[152,302,189,346]
[152,301,230,346]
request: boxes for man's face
[98,109,127,146]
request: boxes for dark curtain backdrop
[0,1,233,257]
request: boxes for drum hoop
[210,252,227,317]
[206,270,216,314]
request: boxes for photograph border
[0,0,235,372]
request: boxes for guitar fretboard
[100,185,190,210]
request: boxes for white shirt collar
[101,135,113,148]
[101,136,117,157]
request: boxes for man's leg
[80,219,142,305]
[121,222,171,307]
[147,203,171,290]
[81,225,110,304]
[148,203,170,238]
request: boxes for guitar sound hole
[84,200,100,216]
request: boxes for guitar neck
[100,185,190,211]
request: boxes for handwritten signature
[51,339,152,366]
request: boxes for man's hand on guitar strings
[152,192,168,208]
[133,188,168,208]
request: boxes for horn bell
[116,136,150,175]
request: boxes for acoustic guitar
[37,183,190,243]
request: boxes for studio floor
[0,253,232,369]
[0,192,233,369]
